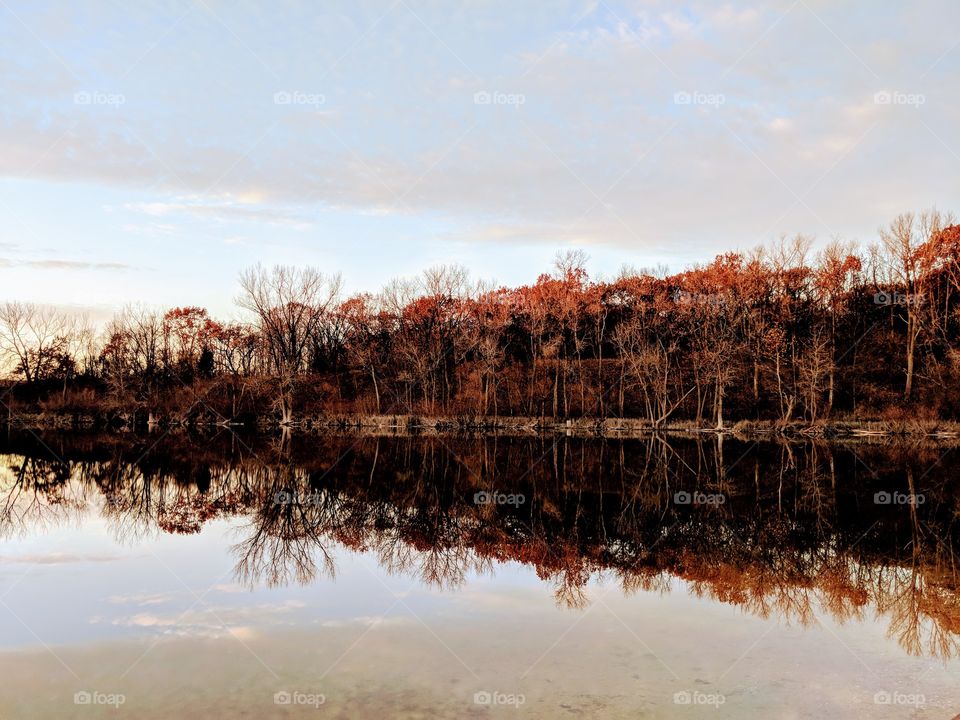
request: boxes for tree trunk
[715,375,724,430]
[370,366,380,414]
[905,320,918,400]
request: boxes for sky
[1,0,958,321]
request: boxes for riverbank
[4,409,960,440]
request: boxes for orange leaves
[914,224,960,281]
[813,247,862,305]
[163,306,222,368]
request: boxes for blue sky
[1,0,958,320]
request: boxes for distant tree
[162,306,222,377]
[0,302,76,383]
[339,294,387,413]
[879,209,953,399]
[238,264,341,423]
[99,305,165,395]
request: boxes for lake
[0,430,957,718]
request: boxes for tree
[237,264,342,423]
[613,316,680,426]
[470,289,511,416]
[5,207,960,425]
[163,306,222,377]
[212,322,260,377]
[879,209,953,400]
[339,294,388,413]
[0,303,76,383]
[813,241,861,414]
[99,305,165,398]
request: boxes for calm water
[0,430,958,718]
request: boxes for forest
[3,208,960,429]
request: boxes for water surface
[1,431,958,718]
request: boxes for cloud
[108,612,258,640]
[440,222,600,246]
[0,553,125,564]
[106,592,173,606]
[22,260,131,270]
[0,258,131,271]
[122,199,313,228]
[106,599,308,639]
[0,0,958,258]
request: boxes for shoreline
[4,410,960,441]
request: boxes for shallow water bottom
[1,562,956,719]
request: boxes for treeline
[3,208,960,426]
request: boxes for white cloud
[0,0,957,268]
[121,198,313,229]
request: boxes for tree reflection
[1,430,959,658]
[234,460,336,588]
[0,453,83,537]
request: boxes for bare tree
[0,302,76,382]
[100,305,165,394]
[237,264,341,423]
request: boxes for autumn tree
[878,209,953,399]
[812,241,861,415]
[163,306,223,378]
[470,289,511,416]
[4,207,960,425]
[339,294,389,413]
